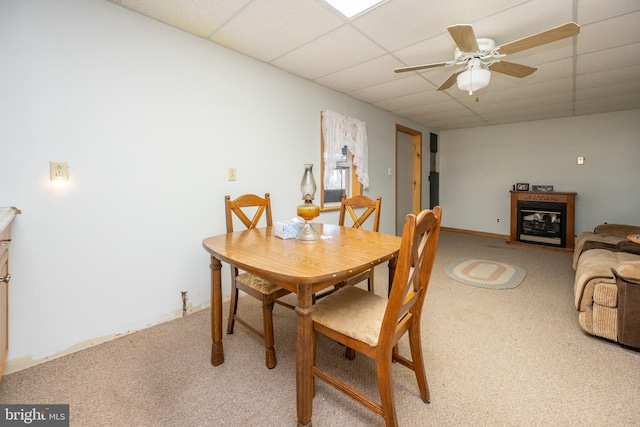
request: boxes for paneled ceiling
[107,0,640,131]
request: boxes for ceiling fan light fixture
[457,63,490,95]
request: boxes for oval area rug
[444,258,526,290]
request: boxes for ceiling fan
[395,22,580,95]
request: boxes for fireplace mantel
[509,191,576,252]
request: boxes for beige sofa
[573,224,640,349]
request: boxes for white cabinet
[0,207,19,380]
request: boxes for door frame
[395,124,422,234]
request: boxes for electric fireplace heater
[517,200,566,247]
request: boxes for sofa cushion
[573,232,628,270]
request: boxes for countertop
[0,207,20,235]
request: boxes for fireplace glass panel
[517,201,566,247]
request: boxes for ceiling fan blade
[447,24,479,52]
[437,70,464,91]
[394,62,449,73]
[489,61,537,78]
[497,22,580,55]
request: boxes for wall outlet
[227,168,236,181]
[496,218,500,223]
[50,161,69,180]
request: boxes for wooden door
[395,125,422,235]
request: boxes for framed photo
[532,185,554,192]
[516,183,529,191]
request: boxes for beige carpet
[1,231,639,426]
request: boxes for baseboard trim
[440,227,573,253]
[441,226,509,241]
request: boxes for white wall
[439,110,640,235]
[0,0,432,372]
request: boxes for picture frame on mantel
[516,183,529,191]
[532,185,554,192]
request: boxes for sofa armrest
[613,261,640,349]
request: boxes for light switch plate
[577,156,585,165]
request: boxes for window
[320,111,368,210]
[321,145,360,210]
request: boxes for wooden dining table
[202,223,402,426]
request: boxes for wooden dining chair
[311,206,442,427]
[338,194,382,293]
[315,194,382,304]
[225,193,292,369]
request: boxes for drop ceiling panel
[576,81,640,101]
[270,25,385,80]
[120,0,251,37]
[210,0,344,62]
[375,91,454,112]
[480,58,573,93]
[468,0,572,46]
[314,55,406,92]
[482,104,577,125]
[107,0,640,131]
[575,93,640,111]
[392,33,457,68]
[459,77,571,108]
[418,104,486,121]
[351,0,526,51]
[487,110,575,126]
[471,92,574,116]
[347,74,436,103]
[578,11,640,54]
[427,115,491,130]
[577,65,640,88]
[577,44,640,74]
[577,0,640,25]
[393,104,453,120]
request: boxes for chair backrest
[225,193,273,233]
[379,206,442,348]
[338,194,381,232]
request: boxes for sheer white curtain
[321,110,369,189]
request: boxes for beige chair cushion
[236,272,282,295]
[312,286,387,347]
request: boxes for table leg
[296,283,314,427]
[210,256,224,366]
